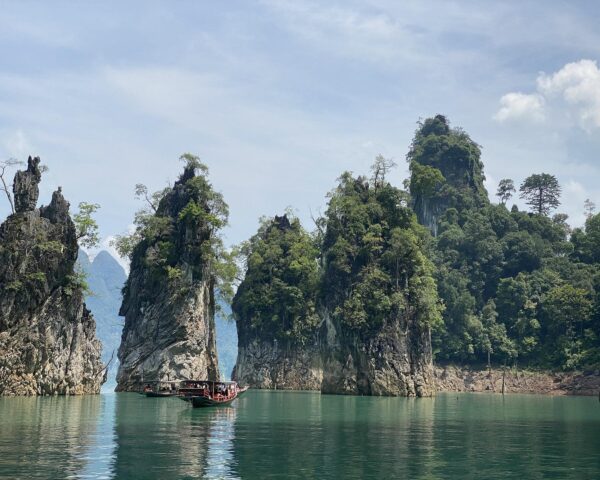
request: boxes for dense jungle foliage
[234,115,599,371]
[409,115,600,370]
[233,156,443,346]
[232,214,320,346]
[113,154,236,306]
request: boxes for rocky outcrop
[233,161,442,397]
[231,214,323,390]
[409,115,489,235]
[321,312,434,397]
[115,164,220,391]
[234,313,434,396]
[0,157,105,395]
[434,364,600,396]
[233,340,322,390]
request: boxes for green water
[0,391,599,479]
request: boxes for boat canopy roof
[181,380,238,385]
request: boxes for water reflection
[110,394,238,479]
[0,395,102,479]
[1,392,599,479]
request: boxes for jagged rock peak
[13,156,42,213]
[41,187,70,224]
[0,158,104,395]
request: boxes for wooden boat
[178,380,248,408]
[141,381,179,397]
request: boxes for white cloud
[493,92,545,123]
[495,59,600,131]
[537,59,600,131]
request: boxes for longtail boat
[178,380,249,408]
[141,381,179,397]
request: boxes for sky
[1,0,599,267]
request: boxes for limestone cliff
[233,169,441,398]
[115,163,220,391]
[320,312,434,397]
[232,215,322,390]
[0,157,104,395]
[233,340,322,390]
[408,115,489,235]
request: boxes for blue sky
[1,1,599,264]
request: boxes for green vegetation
[64,267,91,296]
[233,159,442,346]
[408,115,488,222]
[320,166,442,334]
[408,115,600,370]
[233,119,598,372]
[519,173,561,215]
[496,179,515,205]
[115,154,237,307]
[73,202,101,248]
[233,214,320,345]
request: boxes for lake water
[0,391,599,479]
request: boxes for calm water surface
[0,391,599,479]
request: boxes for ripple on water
[1,391,599,479]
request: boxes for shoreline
[434,364,600,396]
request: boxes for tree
[584,198,596,219]
[409,162,445,198]
[540,284,592,369]
[370,154,397,188]
[180,152,208,175]
[111,185,171,259]
[496,179,515,205]
[73,202,101,248]
[0,158,23,213]
[519,173,561,215]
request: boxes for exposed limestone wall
[0,157,105,395]
[116,278,219,391]
[115,165,220,392]
[234,312,434,397]
[321,313,434,397]
[233,339,322,390]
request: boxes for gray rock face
[116,279,218,390]
[233,340,322,390]
[115,166,220,391]
[0,159,105,395]
[234,313,434,397]
[320,312,434,397]
[13,156,42,213]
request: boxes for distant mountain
[78,250,126,390]
[77,249,239,386]
[215,304,237,380]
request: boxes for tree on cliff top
[0,158,22,214]
[73,202,101,248]
[496,179,515,205]
[519,173,561,216]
